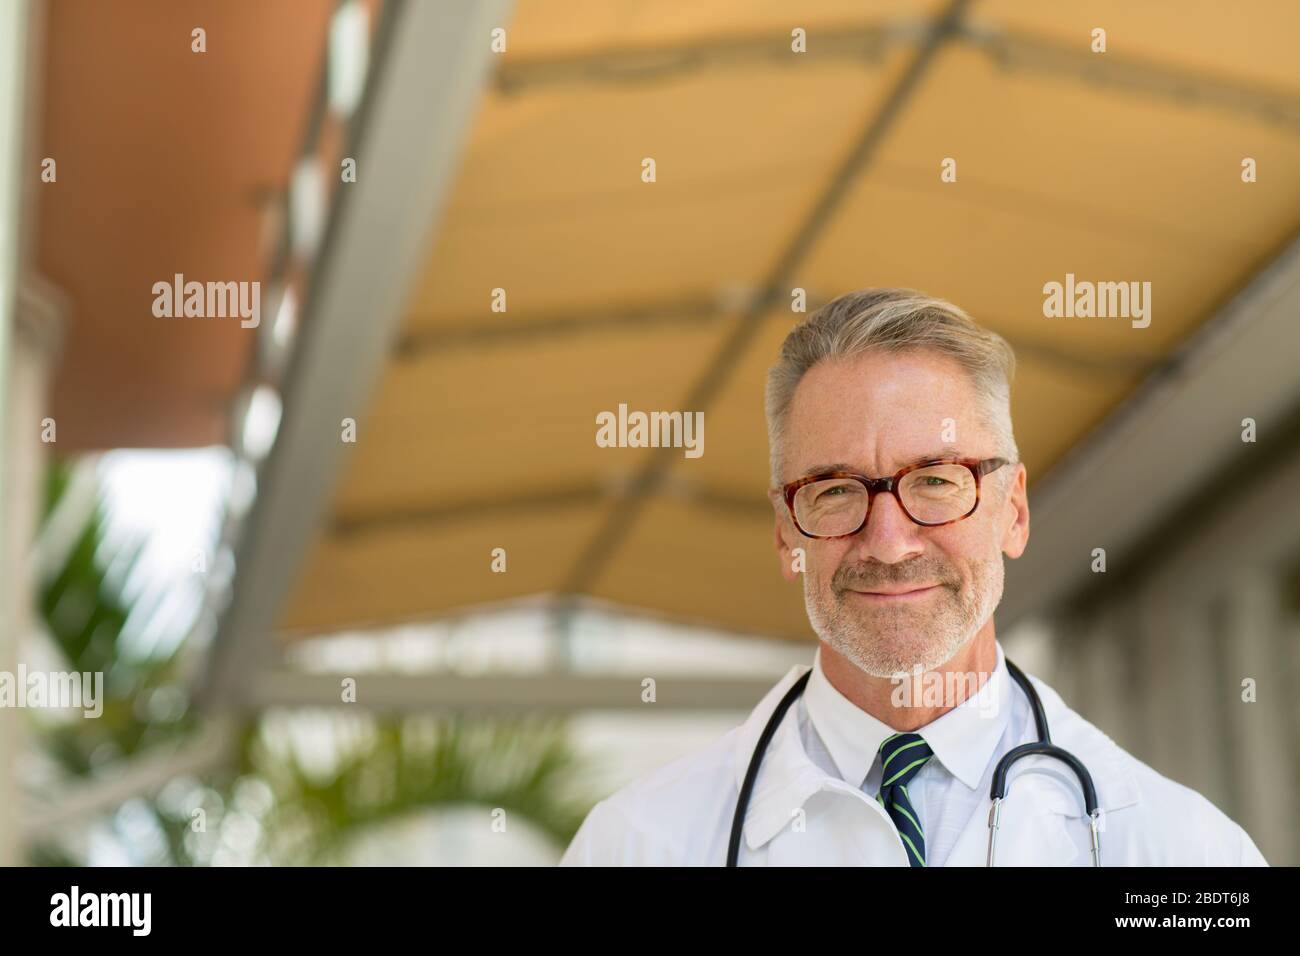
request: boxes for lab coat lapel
[765,783,911,866]
[734,665,909,865]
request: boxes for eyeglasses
[781,457,1011,539]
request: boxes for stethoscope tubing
[726,658,1102,866]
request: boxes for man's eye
[815,484,856,501]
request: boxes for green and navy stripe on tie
[875,732,934,867]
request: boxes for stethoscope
[726,658,1103,866]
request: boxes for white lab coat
[560,663,1269,866]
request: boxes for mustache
[832,560,952,593]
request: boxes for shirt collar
[803,641,1011,791]
[803,645,896,786]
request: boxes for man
[560,288,1268,866]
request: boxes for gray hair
[764,288,1019,485]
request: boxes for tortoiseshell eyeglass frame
[781,457,1012,539]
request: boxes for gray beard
[803,552,1004,677]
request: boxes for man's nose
[849,490,926,563]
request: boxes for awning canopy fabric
[278,0,1300,640]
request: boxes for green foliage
[192,714,592,864]
[28,458,596,865]
[36,458,197,775]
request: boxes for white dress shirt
[798,641,1014,866]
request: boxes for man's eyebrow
[798,462,855,478]
[797,449,967,479]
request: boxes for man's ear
[1000,463,1030,560]
[770,490,803,583]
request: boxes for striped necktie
[875,732,934,867]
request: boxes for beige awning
[279,0,1300,640]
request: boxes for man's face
[771,350,1029,677]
